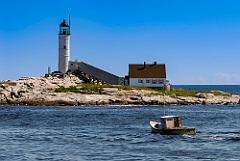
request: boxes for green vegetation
[55,84,153,94]
[55,86,80,93]
[209,90,231,96]
[55,84,231,97]
[164,88,231,97]
[165,88,197,97]
[55,85,101,94]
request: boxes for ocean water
[0,104,240,161]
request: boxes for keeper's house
[127,62,167,88]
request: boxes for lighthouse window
[64,45,66,49]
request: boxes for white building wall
[129,78,166,88]
[58,35,70,73]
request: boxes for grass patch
[166,88,197,97]
[55,86,80,93]
[55,85,103,94]
[154,88,231,97]
[165,88,231,97]
[208,90,231,96]
[55,84,154,94]
[55,85,231,97]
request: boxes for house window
[146,79,150,83]
[158,79,163,84]
[152,79,157,84]
[138,79,143,84]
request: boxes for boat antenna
[163,90,166,116]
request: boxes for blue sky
[1,0,240,85]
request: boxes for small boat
[150,115,196,135]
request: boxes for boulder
[101,88,119,95]
[206,93,214,98]
[170,94,177,98]
[195,93,207,98]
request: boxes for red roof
[129,63,166,78]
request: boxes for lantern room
[59,19,70,35]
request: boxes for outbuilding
[127,62,167,89]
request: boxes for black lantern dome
[60,20,69,27]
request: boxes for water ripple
[1,105,240,160]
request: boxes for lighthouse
[58,18,70,73]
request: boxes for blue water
[1,105,240,161]
[172,85,240,95]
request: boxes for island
[1,74,239,106]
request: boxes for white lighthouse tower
[58,18,70,73]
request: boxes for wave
[186,131,240,141]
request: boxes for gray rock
[195,93,207,98]
[206,93,214,98]
[101,88,119,95]
[170,94,177,98]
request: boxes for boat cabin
[160,116,182,129]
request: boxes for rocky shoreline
[1,75,240,106]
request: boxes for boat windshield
[174,117,181,127]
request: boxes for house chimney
[153,61,157,65]
[144,61,146,68]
